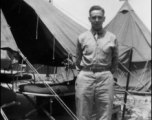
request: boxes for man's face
[89,10,105,31]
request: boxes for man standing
[75,5,118,120]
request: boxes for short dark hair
[89,5,105,16]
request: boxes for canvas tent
[23,0,87,56]
[1,0,151,92]
[1,0,131,69]
[104,1,151,61]
[1,10,19,69]
[1,0,86,66]
[104,1,151,91]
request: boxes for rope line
[18,48,150,117]
[114,94,149,118]
[114,83,150,112]
[1,109,8,120]
[133,61,150,91]
[118,61,151,92]
[114,79,150,111]
[18,50,79,120]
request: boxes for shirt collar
[90,28,105,36]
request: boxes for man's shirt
[76,30,119,73]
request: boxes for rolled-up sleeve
[76,38,82,71]
[111,39,119,73]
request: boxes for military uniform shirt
[76,30,119,73]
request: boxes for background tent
[52,0,151,32]
[1,10,19,69]
[104,1,151,91]
[104,1,151,61]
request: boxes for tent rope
[118,61,151,92]
[1,109,8,120]
[133,47,150,62]
[18,50,79,120]
[19,50,150,115]
[36,65,44,71]
[133,61,150,91]
[114,94,149,118]
[114,82,150,112]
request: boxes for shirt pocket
[102,44,112,54]
[83,46,94,55]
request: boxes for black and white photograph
[1,0,151,120]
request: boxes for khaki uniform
[75,30,118,120]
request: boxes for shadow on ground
[3,93,76,120]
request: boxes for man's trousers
[75,70,114,120]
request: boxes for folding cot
[0,86,20,120]
[18,79,76,120]
[0,68,34,120]
[1,63,77,120]
[1,66,121,120]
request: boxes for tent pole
[46,66,49,77]
[122,49,133,120]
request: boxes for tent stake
[122,49,133,120]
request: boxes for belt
[82,66,110,72]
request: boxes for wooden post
[46,66,50,77]
[122,49,133,120]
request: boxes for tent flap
[23,0,86,56]
[1,10,18,51]
[1,10,19,69]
